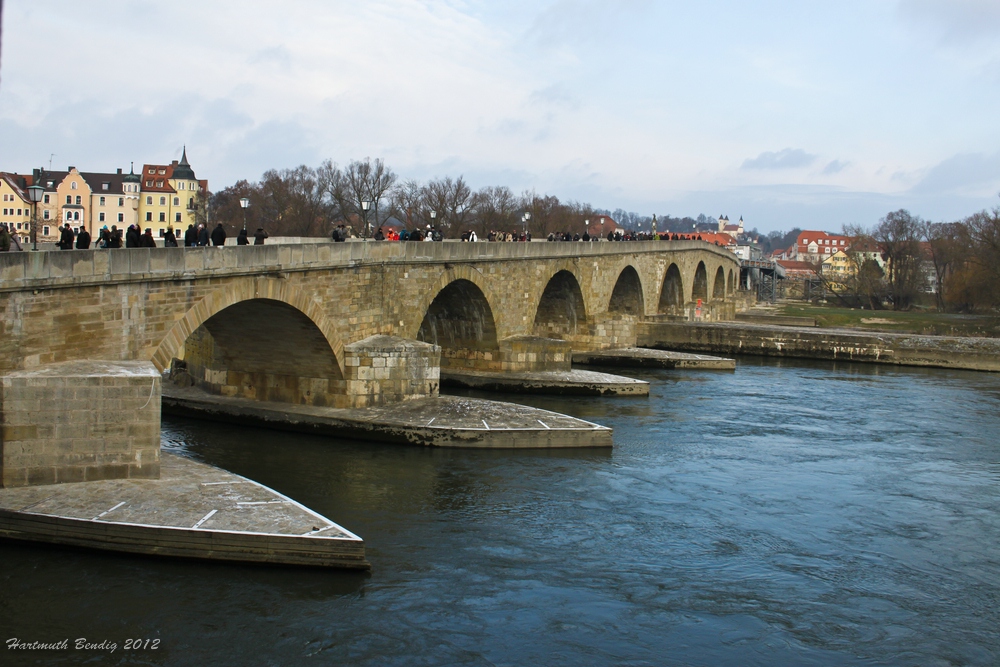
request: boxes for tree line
[209,158,716,241]
[821,204,1000,312]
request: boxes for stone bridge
[0,241,739,409]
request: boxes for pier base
[0,361,161,488]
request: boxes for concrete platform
[573,347,736,370]
[0,452,369,569]
[163,386,613,448]
[442,368,649,396]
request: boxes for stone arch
[607,265,645,316]
[151,277,345,377]
[657,263,684,313]
[727,268,734,294]
[533,270,588,338]
[417,279,499,370]
[713,266,726,300]
[405,265,503,340]
[692,261,708,302]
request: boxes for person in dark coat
[125,224,141,248]
[197,224,209,246]
[210,223,227,246]
[75,225,91,249]
[109,226,123,248]
[59,223,75,249]
[163,228,178,247]
[184,224,197,247]
[140,228,157,248]
[253,228,268,245]
[236,228,249,245]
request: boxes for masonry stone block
[0,360,160,488]
[343,336,440,408]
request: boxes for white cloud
[741,149,817,170]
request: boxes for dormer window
[148,168,155,174]
[102,183,109,190]
[158,169,166,175]
[71,181,78,190]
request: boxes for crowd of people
[0,222,271,251]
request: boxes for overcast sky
[2,0,999,233]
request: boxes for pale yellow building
[0,173,34,246]
[138,148,207,236]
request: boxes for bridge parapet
[0,240,737,292]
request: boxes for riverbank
[638,321,1000,372]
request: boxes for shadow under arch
[727,268,735,294]
[608,265,645,316]
[417,279,500,369]
[175,298,345,406]
[533,270,588,338]
[692,261,708,302]
[713,266,726,300]
[152,278,346,378]
[658,263,684,313]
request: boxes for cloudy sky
[2,0,999,232]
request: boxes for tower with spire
[137,146,208,234]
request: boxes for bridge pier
[0,361,160,488]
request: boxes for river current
[2,358,998,666]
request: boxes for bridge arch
[658,263,684,313]
[416,278,499,369]
[533,269,589,338]
[152,278,345,377]
[713,266,726,300]
[692,261,708,302]
[727,268,734,294]
[607,265,645,316]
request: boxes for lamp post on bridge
[600,216,605,240]
[584,218,589,241]
[27,182,44,251]
[521,212,530,240]
[361,201,371,239]
[239,197,249,233]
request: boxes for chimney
[117,168,123,174]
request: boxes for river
[2,358,999,666]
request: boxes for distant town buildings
[0,148,207,246]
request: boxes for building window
[43,226,50,236]
[65,195,71,204]
[75,196,81,205]
[147,168,154,174]
[66,211,72,221]
[118,213,124,223]
[159,228,165,236]
[71,181,77,190]
[145,180,152,187]
[73,212,80,221]
[146,212,152,222]
[173,197,179,206]
[146,196,153,205]
[99,196,106,206]
[188,198,194,209]
[156,180,163,187]
[43,194,50,204]
[119,197,124,206]
[102,183,109,190]
[16,223,22,229]
[158,169,165,175]
[99,212,106,222]
[17,208,22,216]
[159,196,166,206]
[43,210,50,220]
[159,212,165,222]
[175,212,181,222]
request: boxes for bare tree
[924,221,965,311]
[424,176,473,236]
[873,209,925,310]
[473,185,518,237]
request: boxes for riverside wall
[638,321,1000,372]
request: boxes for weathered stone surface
[343,335,440,408]
[162,384,613,448]
[639,321,1000,372]
[0,361,161,488]
[442,367,650,395]
[573,347,736,370]
[0,451,368,569]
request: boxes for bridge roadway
[0,240,739,409]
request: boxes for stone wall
[0,361,160,488]
[343,336,440,408]
[498,336,572,372]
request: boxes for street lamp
[27,183,44,251]
[239,197,250,232]
[600,216,605,240]
[584,218,589,240]
[522,212,531,239]
[361,201,371,239]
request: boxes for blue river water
[1,358,999,666]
